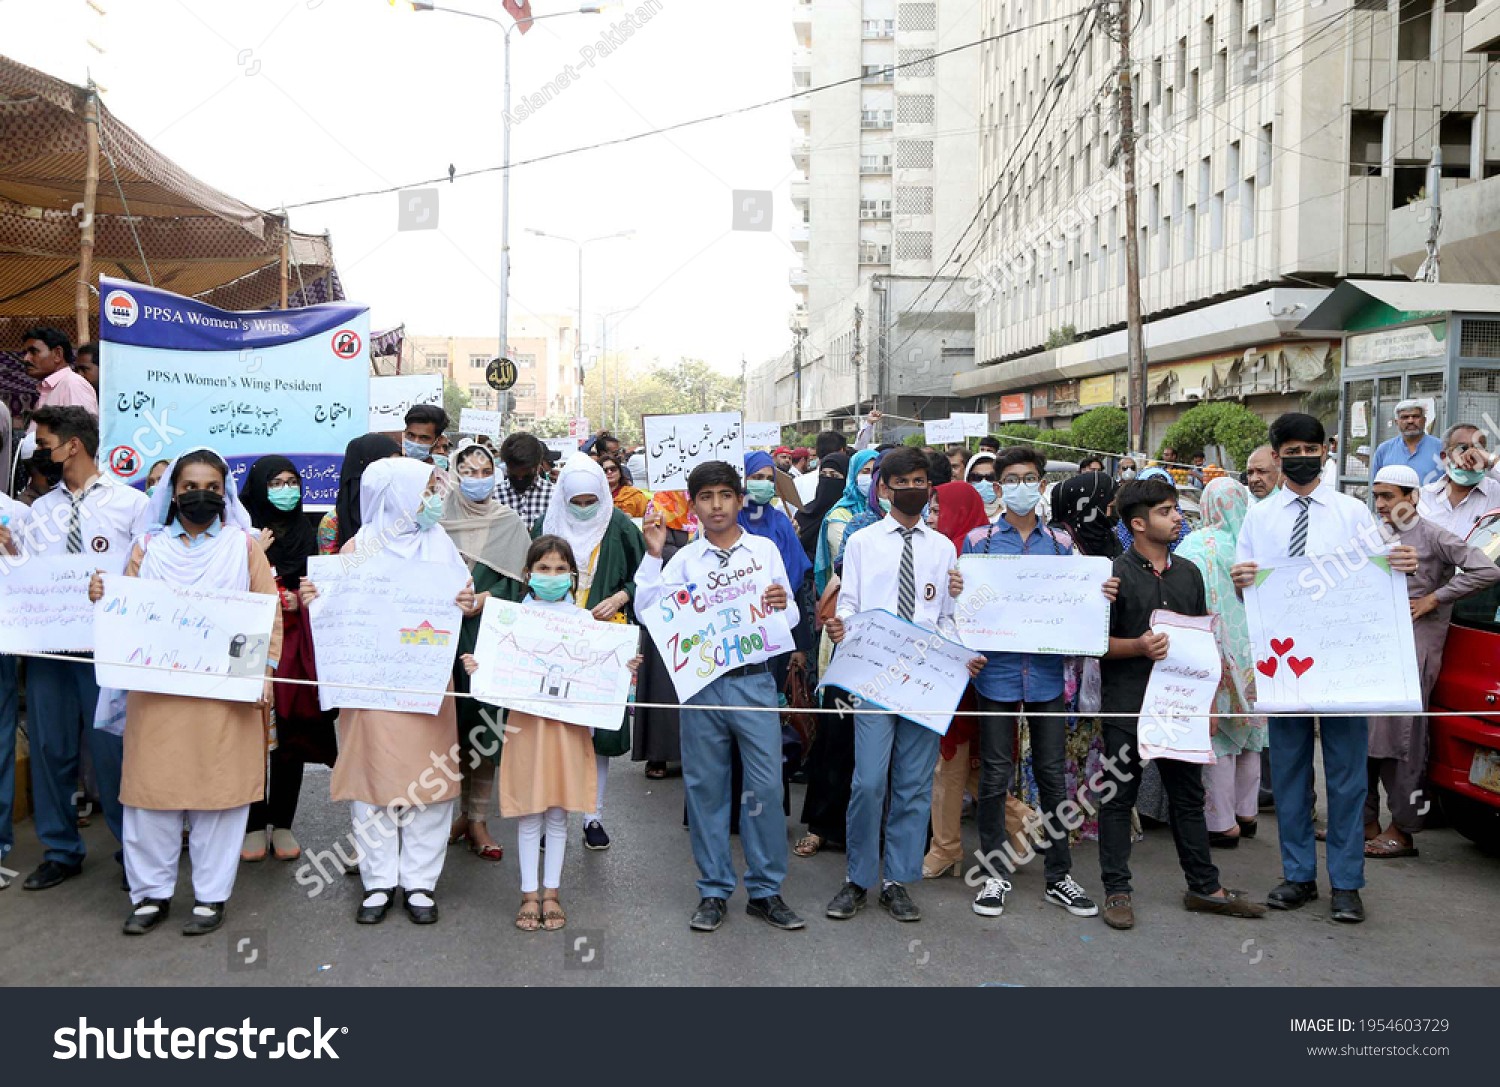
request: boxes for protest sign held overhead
[643,411,745,491]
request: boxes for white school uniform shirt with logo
[634,530,800,634]
[24,474,148,563]
[836,516,959,639]
[1235,478,1381,564]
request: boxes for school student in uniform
[87,447,282,935]
[0,481,29,890]
[823,446,985,923]
[636,461,806,933]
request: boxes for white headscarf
[135,446,256,592]
[350,456,463,567]
[965,451,1003,522]
[541,452,613,589]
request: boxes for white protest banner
[470,599,638,730]
[458,408,502,438]
[1243,555,1421,713]
[1138,610,1221,764]
[0,555,108,652]
[568,417,591,441]
[369,374,442,434]
[306,553,467,715]
[924,417,964,444]
[817,609,973,734]
[793,471,822,505]
[93,575,277,703]
[643,411,745,492]
[744,422,782,448]
[641,550,794,702]
[952,412,989,439]
[955,553,1112,655]
[543,437,578,459]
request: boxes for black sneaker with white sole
[972,876,1011,917]
[1044,875,1099,917]
[582,820,610,851]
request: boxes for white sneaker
[1045,874,1100,917]
[973,876,1011,917]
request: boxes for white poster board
[369,374,442,433]
[954,554,1112,655]
[793,471,822,505]
[543,437,578,459]
[568,417,591,441]
[470,599,638,730]
[641,550,794,702]
[924,417,964,444]
[306,554,467,715]
[744,422,782,448]
[1138,610,1220,764]
[93,575,277,703]
[817,609,973,734]
[1243,555,1422,713]
[458,408,502,438]
[952,412,989,439]
[643,411,745,491]
[0,555,111,653]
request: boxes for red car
[1428,508,1500,851]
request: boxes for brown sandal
[541,891,566,931]
[515,895,541,932]
[793,833,823,858]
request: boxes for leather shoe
[122,898,171,935]
[690,896,727,931]
[1267,879,1318,910]
[878,883,921,922]
[402,888,439,925]
[23,859,82,891]
[1184,888,1268,918]
[825,881,867,920]
[1102,893,1134,930]
[1330,887,1365,924]
[356,888,397,925]
[747,894,805,930]
[182,901,226,936]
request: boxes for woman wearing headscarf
[318,433,401,554]
[1175,477,1267,846]
[600,452,649,518]
[500,452,646,850]
[1112,465,1190,553]
[630,490,697,777]
[742,452,814,681]
[965,451,1004,523]
[795,451,848,561]
[921,482,992,877]
[813,448,877,595]
[1050,471,1124,560]
[238,456,336,865]
[301,458,479,926]
[834,455,886,564]
[89,447,283,937]
[444,440,532,861]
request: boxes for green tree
[580,356,741,443]
[1068,405,1128,455]
[443,379,471,427]
[1044,324,1078,350]
[1161,401,1269,471]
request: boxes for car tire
[1440,791,1500,854]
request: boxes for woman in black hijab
[240,455,338,863]
[1048,470,1123,558]
[795,451,849,560]
[320,433,401,554]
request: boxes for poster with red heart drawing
[1242,555,1421,713]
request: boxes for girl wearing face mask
[442,441,533,862]
[964,451,1004,523]
[499,452,646,853]
[299,458,480,927]
[237,456,336,866]
[88,447,283,937]
[741,451,814,682]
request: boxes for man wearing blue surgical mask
[402,404,451,471]
[1417,422,1500,539]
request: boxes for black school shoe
[182,901,226,936]
[1266,880,1318,910]
[582,820,610,851]
[825,881,867,920]
[879,883,921,922]
[403,888,439,925]
[23,859,82,891]
[690,897,727,932]
[123,898,171,935]
[356,888,398,925]
[746,895,805,930]
[1330,888,1365,924]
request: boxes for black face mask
[33,448,65,485]
[176,489,226,527]
[1279,455,1323,486]
[509,471,536,493]
[890,486,930,517]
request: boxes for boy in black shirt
[1097,477,1267,930]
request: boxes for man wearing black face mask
[20,407,147,892]
[495,432,555,530]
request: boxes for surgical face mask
[878,497,892,513]
[1278,455,1322,487]
[176,489,225,527]
[459,475,496,502]
[746,479,776,505]
[971,479,996,504]
[431,454,450,472]
[1447,462,1486,487]
[403,438,433,461]
[1001,480,1042,515]
[528,573,573,601]
[1118,469,1137,481]
[267,485,301,512]
[856,472,872,490]
[416,493,444,530]
[567,500,602,522]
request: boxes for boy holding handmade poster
[1097,476,1266,932]
[636,461,805,934]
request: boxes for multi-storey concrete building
[400,314,578,425]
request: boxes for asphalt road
[3,763,1498,987]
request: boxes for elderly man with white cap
[1370,399,1443,486]
[1366,463,1500,860]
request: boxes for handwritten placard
[543,437,578,459]
[307,553,467,715]
[470,599,638,730]
[951,412,989,439]
[1138,610,1220,764]
[643,411,745,491]
[0,555,109,652]
[817,609,972,734]
[641,549,793,701]
[924,417,964,444]
[955,553,1112,655]
[1243,555,1421,713]
[458,408,502,438]
[369,374,442,433]
[93,575,277,703]
[744,422,782,448]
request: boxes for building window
[425,353,448,371]
[469,353,488,369]
[513,353,536,369]
[1211,192,1225,250]
[860,154,892,174]
[1350,110,1385,177]
[1242,178,1257,241]
[1398,0,1432,60]
[514,384,537,398]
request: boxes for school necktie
[711,543,743,568]
[1289,496,1311,558]
[66,488,85,554]
[897,526,917,621]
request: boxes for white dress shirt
[1236,478,1382,564]
[24,473,148,569]
[635,528,800,637]
[837,515,958,639]
[1417,474,1500,542]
